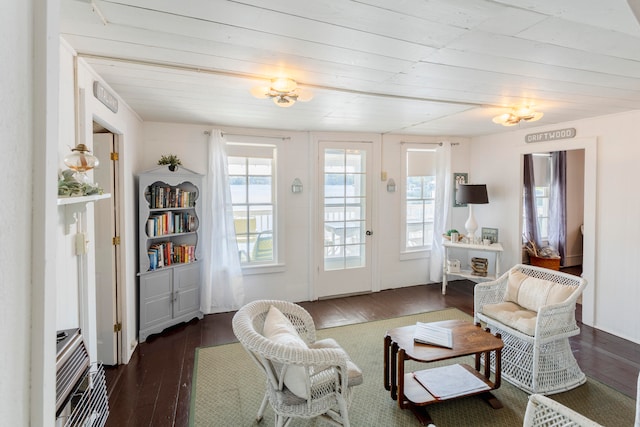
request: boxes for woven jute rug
[189,308,635,426]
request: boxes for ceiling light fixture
[250,78,313,108]
[492,106,544,127]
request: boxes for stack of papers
[413,322,453,348]
[413,364,490,399]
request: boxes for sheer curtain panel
[201,129,245,314]
[429,142,452,283]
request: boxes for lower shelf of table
[445,270,497,281]
[403,363,498,406]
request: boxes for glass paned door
[317,142,373,298]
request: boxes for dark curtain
[523,154,540,248]
[549,151,567,263]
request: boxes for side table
[384,319,503,426]
[442,241,504,294]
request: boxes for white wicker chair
[232,299,362,427]
[475,264,587,395]
[523,394,603,427]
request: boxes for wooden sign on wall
[525,128,576,143]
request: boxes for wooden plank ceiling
[60,0,640,136]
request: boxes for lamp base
[465,205,478,243]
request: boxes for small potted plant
[157,154,182,171]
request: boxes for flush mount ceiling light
[250,77,313,108]
[492,106,544,127]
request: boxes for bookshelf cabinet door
[140,269,173,330]
[174,263,201,317]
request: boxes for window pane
[229,176,247,204]
[346,151,364,173]
[347,173,364,196]
[324,150,344,172]
[407,200,424,222]
[406,223,424,248]
[248,176,271,204]
[407,176,422,199]
[249,205,272,233]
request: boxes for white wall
[2,3,36,425]
[471,111,640,344]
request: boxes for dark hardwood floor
[104,279,640,426]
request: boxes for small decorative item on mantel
[157,154,182,171]
[58,169,103,197]
[523,235,561,271]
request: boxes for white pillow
[263,305,309,399]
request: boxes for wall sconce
[291,178,303,193]
[386,178,396,192]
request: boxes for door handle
[366,230,373,236]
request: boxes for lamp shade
[456,184,488,205]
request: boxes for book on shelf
[413,322,453,348]
[413,364,490,399]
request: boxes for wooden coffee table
[384,319,503,425]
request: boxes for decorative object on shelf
[64,143,100,184]
[492,106,544,127]
[456,184,489,241]
[386,178,396,192]
[58,169,104,197]
[471,257,488,276]
[442,229,460,242]
[250,77,313,108]
[523,235,561,270]
[453,172,468,207]
[291,177,303,193]
[447,259,461,273]
[157,154,182,171]
[481,227,499,244]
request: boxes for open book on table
[413,322,453,348]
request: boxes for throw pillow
[262,305,309,399]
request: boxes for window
[227,141,278,266]
[402,147,437,252]
[532,153,551,242]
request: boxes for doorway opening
[93,123,122,365]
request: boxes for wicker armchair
[475,264,587,395]
[523,394,603,426]
[232,300,362,427]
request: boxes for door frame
[517,137,597,326]
[310,133,381,300]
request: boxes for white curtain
[201,129,244,314]
[429,142,453,283]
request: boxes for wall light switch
[75,232,87,256]
[381,171,387,181]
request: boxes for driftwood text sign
[525,128,576,143]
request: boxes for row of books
[148,241,196,270]
[147,185,197,209]
[146,212,197,237]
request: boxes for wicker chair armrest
[524,394,603,427]
[473,271,509,321]
[281,346,351,396]
[535,301,579,340]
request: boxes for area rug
[189,308,635,426]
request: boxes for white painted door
[316,142,373,298]
[93,133,120,365]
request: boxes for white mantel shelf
[58,193,111,233]
[57,193,111,205]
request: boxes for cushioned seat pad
[482,301,537,336]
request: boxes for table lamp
[456,184,488,242]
